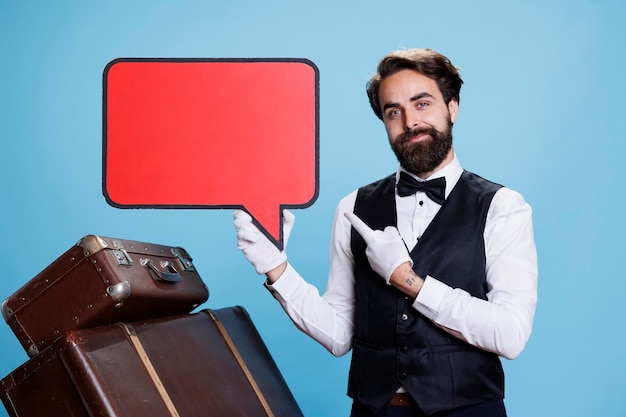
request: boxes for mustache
[396,127,436,144]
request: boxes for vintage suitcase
[2,235,209,357]
[0,307,303,417]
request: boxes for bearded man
[234,48,538,417]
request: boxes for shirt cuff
[413,276,449,320]
[263,263,305,301]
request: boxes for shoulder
[337,189,358,214]
[491,186,532,214]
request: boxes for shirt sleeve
[413,187,538,359]
[264,192,358,357]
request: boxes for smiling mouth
[407,132,430,143]
[401,130,432,144]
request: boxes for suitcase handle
[140,258,182,283]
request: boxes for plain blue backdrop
[1,1,625,416]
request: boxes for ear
[448,99,459,124]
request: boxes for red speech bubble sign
[103,59,319,249]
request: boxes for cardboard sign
[103,58,319,249]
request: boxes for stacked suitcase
[0,235,303,417]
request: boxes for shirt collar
[396,154,464,199]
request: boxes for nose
[404,107,420,131]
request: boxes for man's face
[378,69,458,177]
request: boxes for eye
[387,108,401,118]
[416,101,430,110]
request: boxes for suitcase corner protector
[77,235,108,256]
[1,298,12,322]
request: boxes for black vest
[348,171,505,415]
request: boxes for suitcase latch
[112,240,133,266]
[171,248,196,272]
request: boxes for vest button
[399,371,407,379]
[400,346,408,353]
[401,313,409,321]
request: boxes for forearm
[388,262,424,299]
[414,277,536,359]
[389,264,530,359]
[266,263,354,357]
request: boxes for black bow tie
[396,172,446,205]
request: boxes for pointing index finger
[344,211,373,239]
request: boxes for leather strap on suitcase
[208,310,275,417]
[118,323,181,417]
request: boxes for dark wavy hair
[366,48,463,120]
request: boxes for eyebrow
[382,102,400,112]
[381,92,435,112]
[410,92,434,102]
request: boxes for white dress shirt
[266,155,538,360]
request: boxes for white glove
[233,209,295,274]
[344,211,413,284]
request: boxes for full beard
[390,121,453,176]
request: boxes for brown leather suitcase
[0,307,303,417]
[2,235,209,357]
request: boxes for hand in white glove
[233,209,295,275]
[344,211,413,284]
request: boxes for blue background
[1,1,624,416]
